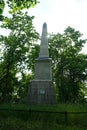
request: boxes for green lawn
[0,103,87,130]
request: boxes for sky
[28,0,87,53]
[0,0,87,52]
[29,0,87,35]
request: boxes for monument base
[26,80,56,105]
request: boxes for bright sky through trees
[29,0,87,36]
[29,0,87,53]
[0,0,87,52]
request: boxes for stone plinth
[34,58,52,80]
[27,80,56,105]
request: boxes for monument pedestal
[27,58,56,105]
[27,80,56,104]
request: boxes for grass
[0,103,87,111]
[0,103,87,130]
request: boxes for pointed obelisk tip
[43,22,47,28]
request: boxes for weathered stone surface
[39,22,49,58]
[27,81,56,105]
[27,22,56,105]
[34,58,52,80]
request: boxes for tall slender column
[39,22,49,58]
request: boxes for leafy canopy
[49,27,87,103]
[0,0,39,20]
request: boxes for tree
[0,0,39,20]
[49,27,87,103]
[28,43,40,72]
[0,0,5,20]
[0,0,40,103]
[7,0,39,13]
[0,11,39,102]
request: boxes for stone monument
[27,22,56,104]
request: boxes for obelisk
[27,22,56,104]
[39,22,49,58]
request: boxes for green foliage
[0,0,39,14]
[28,44,40,72]
[0,11,39,102]
[0,0,39,21]
[0,0,5,21]
[7,0,39,13]
[49,27,87,103]
[0,0,5,14]
[0,0,40,103]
